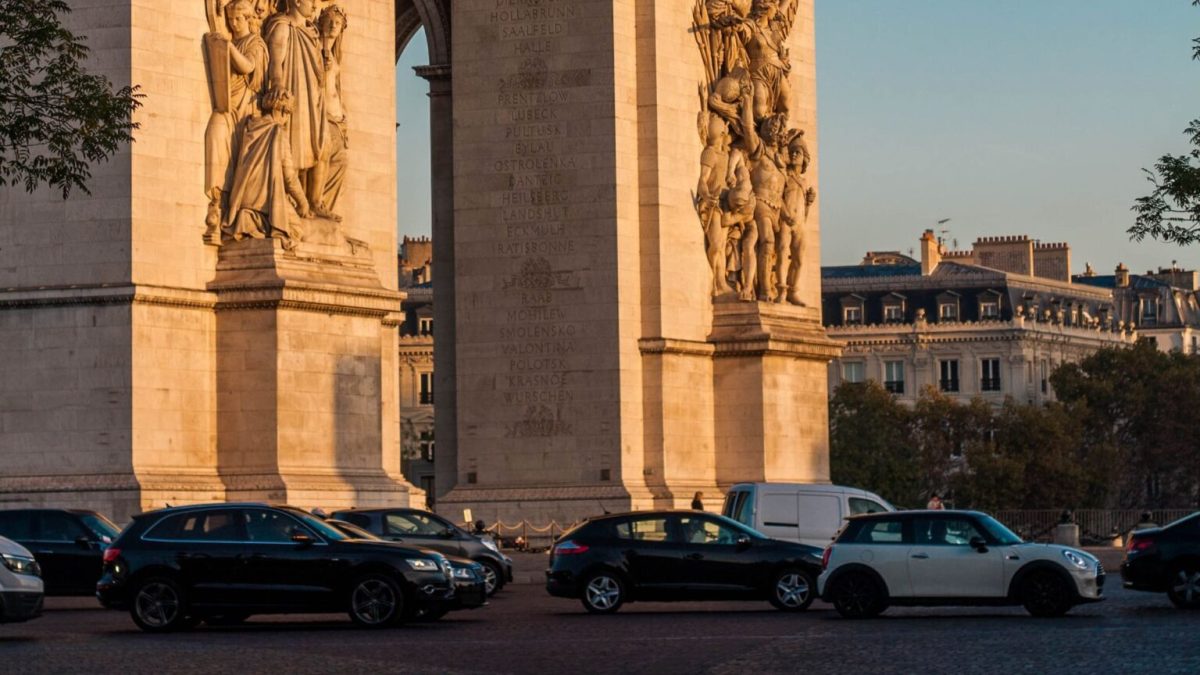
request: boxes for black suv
[96,503,456,631]
[332,508,513,595]
[545,510,823,613]
[1121,512,1200,608]
[0,508,121,595]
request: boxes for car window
[613,517,671,542]
[386,512,446,536]
[849,498,888,515]
[244,509,309,543]
[914,517,985,546]
[340,513,372,529]
[147,509,246,542]
[37,512,89,541]
[851,519,906,544]
[79,513,121,541]
[730,491,754,527]
[0,511,35,540]
[673,515,740,545]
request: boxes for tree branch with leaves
[0,0,142,198]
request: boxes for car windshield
[330,520,380,540]
[80,513,121,541]
[978,515,1023,545]
[285,510,348,541]
[710,513,767,539]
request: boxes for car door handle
[911,553,929,559]
[237,553,267,561]
[176,552,209,560]
[1006,555,1020,561]
[685,553,704,561]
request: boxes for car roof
[846,509,990,521]
[131,502,277,518]
[578,510,731,523]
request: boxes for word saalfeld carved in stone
[203,0,348,249]
[693,0,816,304]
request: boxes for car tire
[1021,570,1074,617]
[580,571,625,614]
[830,571,886,619]
[1167,563,1200,609]
[203,613,251,626]
[478,559,504,596]
[347,574,406,628]
[129,576,191,633]
[768,567,815,611]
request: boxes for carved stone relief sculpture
[202,0,349,248]
[693,0,814,304]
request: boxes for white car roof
[731,483,883,499]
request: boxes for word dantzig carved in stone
[693,0,815,305]
[203,0,348,249]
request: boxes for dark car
[1121,511,1200,608]
[332,508,513,596]
[0,508,121,596]
[96,503,457,632]
[325,517,487,619]
[544,510,823,613]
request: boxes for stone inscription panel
[454,1,617,482]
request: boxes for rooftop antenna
[936,218,952,246]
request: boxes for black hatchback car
[96,503,457,631]
[545,510,823,613]
[332,508,513,596]
[0,508,121,596]
[1121,512,1200,608]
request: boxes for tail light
[554,540,589,556]
[1127,537,1156,554]
[821,546,833,570]
[102,547,121,564]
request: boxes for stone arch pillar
[396,0,457,505]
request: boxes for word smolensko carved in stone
[203,0,348,248]
[692,0,815,305]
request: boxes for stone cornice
[0,284,217,311]
[638,338,716,357]
[211,281,402,319]
[709,336,845,360]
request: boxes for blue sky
[396,2,1200,275]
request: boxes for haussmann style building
[823,231,1137,404]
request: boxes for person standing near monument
[264,0,332,218]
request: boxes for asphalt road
[5,569,1199,675]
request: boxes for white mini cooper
[817,510,1104,618]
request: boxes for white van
[0,535,43,623]
[721,483,894,548]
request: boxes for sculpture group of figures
[693,0,815,304]
[203,0,349,249]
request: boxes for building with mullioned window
[823,231,1137,405]
[1074,263,1200,355]
[398,237,435,503]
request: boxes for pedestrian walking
[691,491,704,511]
[926,493,944,510]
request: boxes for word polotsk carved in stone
[692,0,815,305]
[203,0,348,249]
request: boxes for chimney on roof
[920,229,942,276]
[1115,263,1130,288]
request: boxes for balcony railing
[981,377,1002,392]
[884,380,905,394]
[939,379,960,393]
[419,392,435,405]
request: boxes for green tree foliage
[0,0,142,197]
[828,381,920,507]
[1130,0,1200,245]
[1052,341,1200,508]
[829,344,1200,511]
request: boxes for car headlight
[452,566,475,580]
[1,553,40,577]
[1062,550,1090,570]
[407,558,440,572]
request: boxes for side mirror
[735,534,752,550]
[75,535,92,549]
[291,531,314,546]
[969,536,988,553]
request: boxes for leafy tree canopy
[1130,0,1200,245]
[0,0,142,197]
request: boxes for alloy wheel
[135,581,181,629]
[584,575,621,612]
[351,578,399,626]
[775,572,811,608]
[1171,569,1200,608]
[481,563,499,595]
